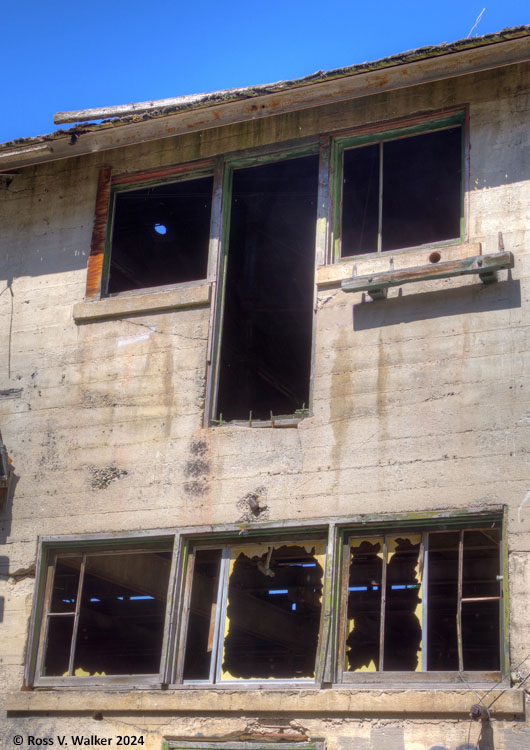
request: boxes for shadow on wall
[352,278,521,331]
[0,450,19,623]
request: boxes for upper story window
[332,111,465,259]
[26,510,506,689]
[84,109,467,425]
[107,170,214,295]
[215,153,319,423]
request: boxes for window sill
[6,687,523,717]
[73,282,211,323]
[316,242,481,289]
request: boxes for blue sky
[1,1,528,144]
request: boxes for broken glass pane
[383,535,422,671]
[346,538,383,672]
[221,543,324,679]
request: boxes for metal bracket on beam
[341,251,514,300]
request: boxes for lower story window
[181,540,326,683]
[35,543,172,683]
[340,525,502,680]
[26,512,506,688]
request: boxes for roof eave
[1,28,529,172]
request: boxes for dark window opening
[216,155,319,422]
[108,175,213,294]
[222,545,323,680]
[346,536,422,672]
[345,527,501,676]
[182,541,325,683]
[427,532,459,671]
[42,549,171,677]
[341,127,462,257]
[183,548,222,681]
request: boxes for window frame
[204,140,324,427]
[85,158,218,301]
[84,112,469,426]
[329,108,468,263]
[335,512,508,687]
[25,507,508,690]
[26,534,176,689]
[174,535,328,686]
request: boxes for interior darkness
[346,540,382,671]
[427,529,501,671]
[427,532,459,670]
[183,548,222,680]
[341,127,462,256]
[383,537,422,671]
[462,529,501,671]
[43,615,75,676]
[342,144,379,256]
[49,557,81,613]
[216,156,319,421]
[222,545,323,679]
[347,537,421,672]
[108,175,213,294]
[46,551,172,676]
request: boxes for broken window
[181,541,325,683]
[214,154,319,423]
[36,544,172,683]
[27,514,505,688]
[107,173,214,294]
[336,117,463,258]
[342,524,502,679]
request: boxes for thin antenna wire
[467,8,486,38]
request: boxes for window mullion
[378,536,387,671]
[457,530,464,672]
[421,533,429,672]
[315,135,332,267]
[67,553,86,677]
[213,547,231,683]
[377,142,383,253]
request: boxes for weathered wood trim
[112,158,215,187]
[73,282,211,322]
[34,505,505,546]
[341,251,514,297]
[4,37,529,171]
[86,167,112,299]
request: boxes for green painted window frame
[335,510,508,686]
[205,140,323,427]
[25,509,508,690]
[329,109,467,262]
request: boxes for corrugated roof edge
[1,24,529,153]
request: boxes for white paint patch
[518,490,530,524]
[117,329,154,347]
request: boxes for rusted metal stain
[85,166,111,299]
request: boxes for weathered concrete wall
[1,62,529,748]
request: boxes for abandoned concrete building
[1,25,530,750]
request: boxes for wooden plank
[341,251,514,297]
[316,522,336,682]
[5,38,530,172]
[457,530,464,673]
[112,158,215,186]
[85,167,112,299]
